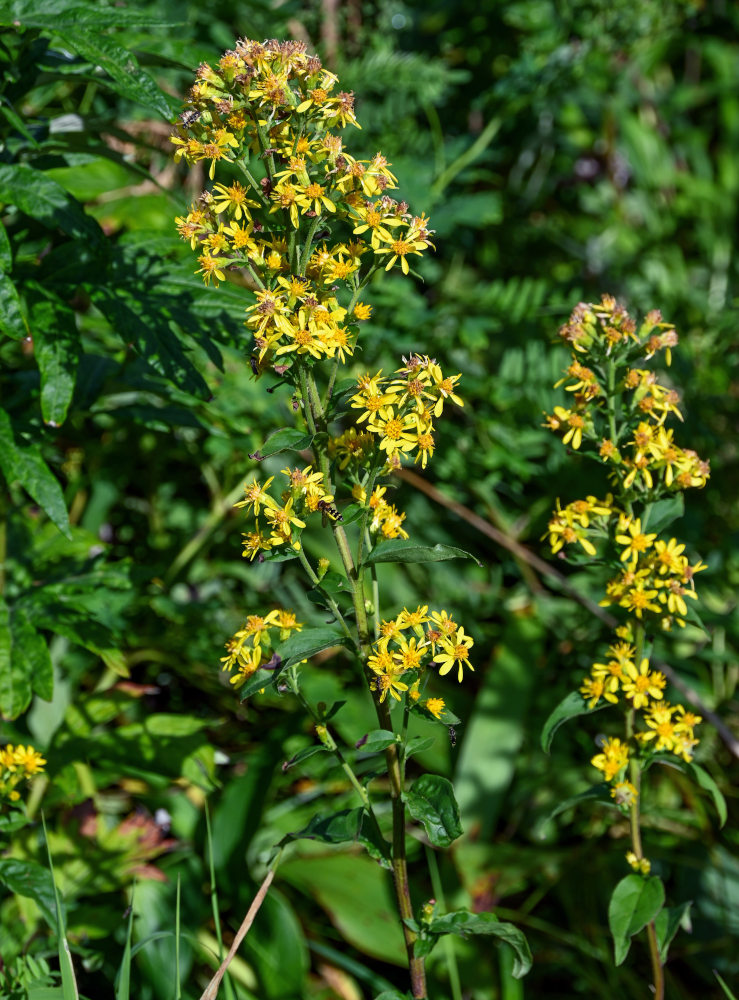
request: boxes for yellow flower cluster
[544,296,710,496]
[582,626,702,777]
[368,606,474,709]
[172,38,433,373]
[220,608,303,687]
[352,484,409,540]
[1,743,46,803]
[349,356,463,469]
[236,465,337,560]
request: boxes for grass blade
[41,814,79,1000]
[115,884,135,1000]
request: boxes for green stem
[295,544,352,640]
[606,358,619,445]
[425,845,463,1000]
[235,159,268,203]
[298,363,317,436]
[625,624,664,1000]
[298,214,323,276]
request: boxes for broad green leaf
[641,494,684,534]
[357,729,397,753]
[0,219,12,271]
[12,607,53,702]
[541,689,608,753]
[655,901,691,963]
[279,807,390,867]
[0,164,102,244]
[404,774,463,847]
[364,539,482,567]
[0,271,26,340]
[0,411,70,537]
[424,911,532,977]
[253,427,314,460]
[31,297,80,427]
[53,29,179,119]
[544,782,614,824]
[3,0,179,27]
[275,624,352,670]
[0,858,58,926]
[608,874,665,966]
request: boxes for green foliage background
[0,0,737,997]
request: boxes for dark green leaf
[544,782,615,824]
[274,625,352,670]
[3,0,180,27]
[53,29,179,119]
[364,539,482,567]
[12,607,53,702]
[280,808,390,867]
[31,297,80,427]
[641,494,684,534]
[608,874,665,965]
[0,220,12,272]
[541,690,608,753]
[0,859,58,927]
[651,755,727,828]
[404,774,463,847]
[357,729,397,753]
[282,745,328,771]
[0,164,102,244]
[0,271,27,340]
[254,427,314,460]
[655,901,691,963]
[425,911,532,977]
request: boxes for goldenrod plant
[542,296,723,999]
[171,37,530,999]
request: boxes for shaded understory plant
[542,296,724,999]
[171,37,531,999]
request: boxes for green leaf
[280,807,390,867]
[42,818,79,1000]
[655,901,691,963]
[411,700,460,726]
[282,744,329,771]
[0,858,58,927]
[641,494,684,534]
[275,625,352,670]
[541,690,608,753]
[425,911,532,977]
[684,761,728,828]
[364,539,482,567]
[357,729,397,753]
[715,971,739,1000]
[544,782,615,824]
[31,296,80,427]
[404,735,436,758]
[0,271,27,340]
[52,29,178,119]
[4,0,180,27]
[0,410,70,536]
[0,219,12,271]
[608,874,665,966]
[404,774,463,848]
[12,606,53,702]
[374,993,412,1000]
[0,164,102,244]
[253,427,314,460]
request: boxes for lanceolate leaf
[608,874,665,966]
[424,910,532,977]
[253,427,314,460]
[363,539,482,567]
[274,625,352,670]
[404,773,463,848]
[53,28,179,119]
[541,689,608,753]
[0,271,27,340]
[0,220,12,271]
[279,807,390,867]
[641,494,684,534]
[655,901,691,963]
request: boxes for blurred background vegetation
[0,0,737,997]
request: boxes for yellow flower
[621,658,666,710]
[436,627,474,683]
[591,737,629,782]
[424,697,445,720]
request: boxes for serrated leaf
[0,164,102,244]
[53,29,178,119]
[0,270,27,340]
[253,427,313,460]
[404,773,462,847]
[425,911,532,977]
[280,807,390,867]
[541,690,608,753]
[356,729,397,753]
[641,494,684,534]
[0,859,58,927]
[364,539,482,567]
[31,297,80,426]
[655,900,691,963]
[608,874,665,966]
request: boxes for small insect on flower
[179,107,202,126]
